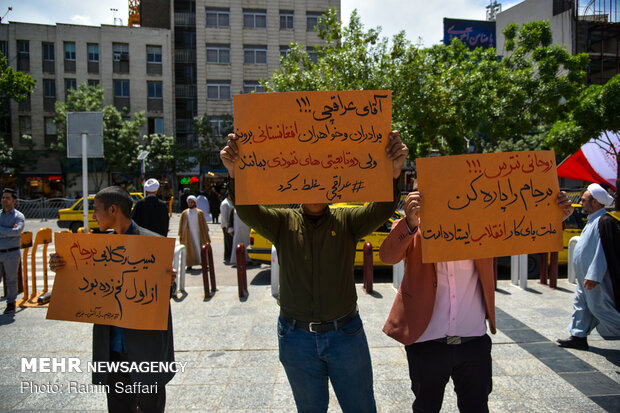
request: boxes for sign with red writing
[233,90,393,205]
[46,233,175,330]
[417,151,563,262]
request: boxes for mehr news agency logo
[19,357,187,394]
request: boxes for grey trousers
[0,252,21,304]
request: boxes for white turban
[587,183,614,207]
[144,178,159,192]
[187,195,197,203]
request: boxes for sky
[1,0,521,46]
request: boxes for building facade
[0,0,341,197]
[496,0,619,85]
[141,0,340,192]
[0,21,173,197]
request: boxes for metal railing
[16,198,76,220]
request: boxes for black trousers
[107,352,166,413]
[223,228,233,262]
[405,334,492,413]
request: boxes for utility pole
[486,1,502,21]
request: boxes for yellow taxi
[57,192,144,232]
[248,204,404,267]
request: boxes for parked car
[57,192,144,232]
[247,204,403,267]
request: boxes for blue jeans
[277,313,377,413]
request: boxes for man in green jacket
[220,131,408,413]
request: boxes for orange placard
[46,233,175,330]
[233,90,393,205]
[417,150,563,263]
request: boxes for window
[19,116,32,136]
[280,45,290,59]
[87,79,99,87]
[206,44,230,64]
[17,40,29,71]
[88,44,99,62]
[43,79,56,111]
[113,43,129,61]
[244,45,267,64]
[306,12,323,31]
[206,80,231,99]
[17,40,29,57]
[43,43,55,61]
[43,79,56,98]
[280,10,294,30]
[243,9,266,28]
[65,79,77,97]
[147,45,162,63]
[243,81,265,94]
[0,41,7,57]
[206,8,229,27]
[147,81,163,98]
[307,47,318,64]
[208,116,231,136]
[114,80,130,97]
[44,117,57,147]
[113,43,129,74]
[42,43,55,73]
[64,42,76,60]
[148,117,164,135]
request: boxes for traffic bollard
[363,242,373,294]
[236,243,248,298]
[549,252,558,289]
[539,253,548,285]
[200,243,217,297]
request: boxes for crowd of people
[0,132,617,412]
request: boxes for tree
[137,133,195,195]
[0,53,36,180]
[52,83,145,191]
[262,12,588,158]
[547,74,620,210]
[0,54,35,110]
[194,113,233,171]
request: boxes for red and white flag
[557,131,619,191]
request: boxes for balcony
[174,12,195,27]
[175,84,197,98]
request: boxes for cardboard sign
[417,151,563,262]
[233,90,393,205]
[46,233,175,330]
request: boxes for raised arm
[220,134,284,243]
[379,191,421,264]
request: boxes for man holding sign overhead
[221,90,408,412]
[380,151,574,413]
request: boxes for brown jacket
[380,218,496,346]
[178,208,211,266]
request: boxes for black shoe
[557,336,589,350]
[186,266,192,271]
[3,302,16,314]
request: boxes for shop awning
[557,131,619,191]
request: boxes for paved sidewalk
[1,278,619,412]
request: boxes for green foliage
[261,13,589,158]
[138,133,194,174]
[0,134,37,176]
[52,83,145,182]
[193,113,233,168]
[0,54,36,177]
[547,74,620,208]
[0,54,35,111]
